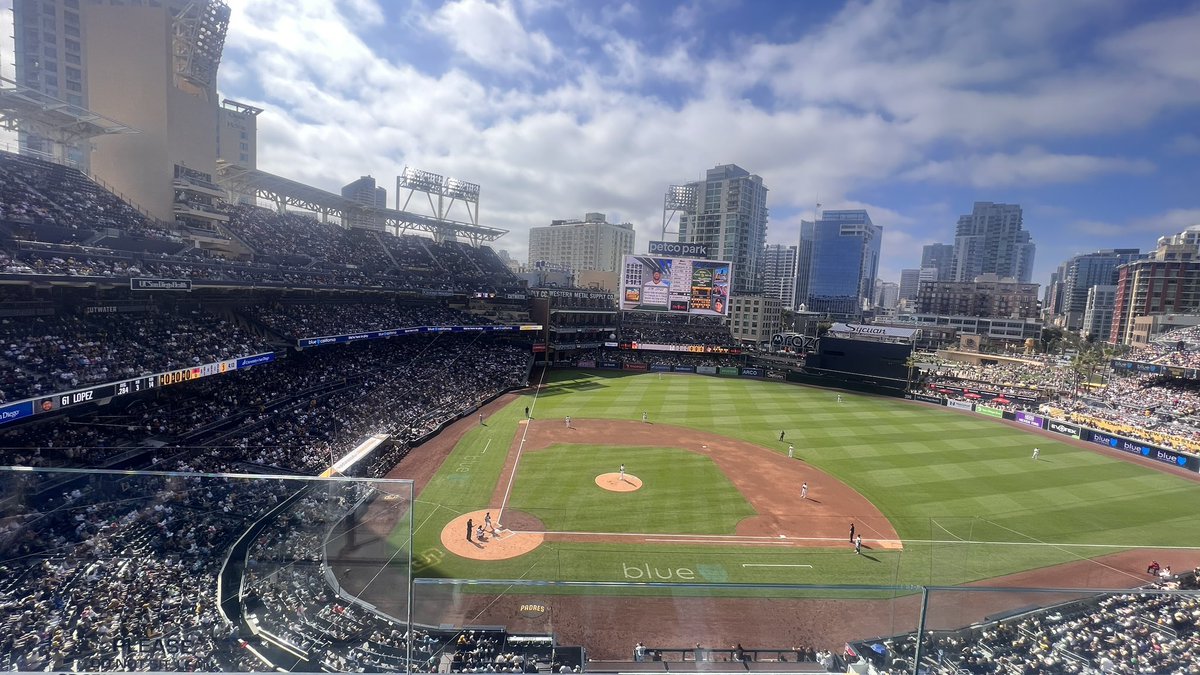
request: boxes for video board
[620,255,732,316]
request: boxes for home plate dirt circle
[595,472,643,492]
[440,510,545,561]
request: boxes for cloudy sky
[214,0,1200,286]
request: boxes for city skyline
[4,0,1196,290]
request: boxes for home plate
[741,564,813,568]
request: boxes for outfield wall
[904,393,1200,474]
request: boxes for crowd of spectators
[1,333,529,477]
[1126,325,1200,368]
[565,347,742,369]
[202,337,529,475]
[0,160,520,294]
[240,487,445,672]
[0,330,532,671]
[620,325,735,347]
[0,151,175,239]
[0,470,289,671]
[1050,373,1200,452]
[0,238,517,293]
[242,301,494,339]
[861,573,1200,674]
[914,353,1074,394]
[0,308,269,402]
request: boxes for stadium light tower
[662,184,696,241]
[172,1,231,95]
[397,166,482,242]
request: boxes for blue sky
[214,0,1200,287]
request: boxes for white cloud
[1169,134,1200,155]
[425,0,556,74]
[213,0,1200,271]
[1100,8,1200,86]
[902,147,1154,187]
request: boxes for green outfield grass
[403,370,1200,588]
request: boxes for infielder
[619,463,626,482]
[854,534,862,554]
[642,411,648,423]
[788,444,794,459]
[801,482,808,499]
[565,415,571,428]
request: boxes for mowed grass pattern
[406,371,1200,586]
[505,445,755,534]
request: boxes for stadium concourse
[1,148,1200,673]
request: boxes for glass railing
[0,467,412,672]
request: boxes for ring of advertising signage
[620,255,732,316]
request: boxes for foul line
[644,538,796,546]
[742,564,813,568]
[497,366,546,524]
[512,527,1200,552]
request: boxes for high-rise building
[874,280,900,311]
[726,294,783,346]
[12,0,92,166]
[341,176,388,230]
[1044,265,1066,319]
[1110,236,1200,345]
[951,202,1035,283]
[921,243,955,281]
[762,244,798,309]
[805,210,882,318]
[676,164,769,294]
[795,220,815,309]
[217,99,261,170]
[1056,249,1144,330]
[1081,285,1118,343]
[899,267,937,303]
[915,274,1040,319]
[527,212,635,276]
[341,176,387,209]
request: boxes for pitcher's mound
[596,473,643,492]
[441,510,545,561]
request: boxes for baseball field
[393,370,1200,591]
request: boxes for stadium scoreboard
[620,255,732,316]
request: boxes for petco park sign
[828,323,918,339]
[648,240,708,258]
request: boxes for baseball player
[854,534,862,554]
[801,482,808,499]
[619,463,626,482]
[565,415,571,428]
[484,512,493,533]
[1032,447,1040,460]
[642,411,648,423]
[788,444,794,459]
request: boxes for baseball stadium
[3,2,1200,674]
